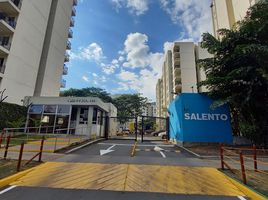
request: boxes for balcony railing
[70,17,75,27]
[0,37,11,50]
[68,28,73,38]
[174,84,182,94]
[61,79,66,88]
[173,52,180,59]
[64,53,70,62]
[66,40,71,50]
[0,64,6,74]
[11,0,22,9]
[63,64,68,75]
[71,6,76,16]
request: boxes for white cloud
[102,64,117,75]
[159,0,212,42]
[115,32,165,100]
[70,43,104,62]
[92,73,98,77]
[118,56,125,62]
[111,0,150,16]
[82,76,89,82]
[122,32,150,69]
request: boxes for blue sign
[168,93,233,143]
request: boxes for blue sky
[66,0,212,100]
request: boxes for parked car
[158,131,167,139]
[151,130,165,136]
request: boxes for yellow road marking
[11,162,246,197]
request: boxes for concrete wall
[195,44,212,93]
[212,0,258,38]
[35,0,73,96]
[179,42,198,93]
[1,0,52,104]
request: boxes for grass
[221,169,268,197]
[0,159,40,179]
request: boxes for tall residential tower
[211,0,260,38]
[0,0,77,104]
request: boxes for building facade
[155,42,211,124]
[0,0,77,104]
[211,0,260,38]
[24,96,117,137]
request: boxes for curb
[177,145,219,159]
[0,167,35,188]
[223,173,268,200]
[65,138,105,154]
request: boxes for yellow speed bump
[131,141,137,157]
[11,162,250,197]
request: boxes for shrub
[0,102,27,131]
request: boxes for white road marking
[0,185,17,195]
[98,143,174,147]
[237,196,247,200]
[159,151,166,158]
[100,145,116,156]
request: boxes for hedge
[0,102,27,131]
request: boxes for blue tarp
[168,93,233,143]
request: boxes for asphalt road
[0,139,250,200]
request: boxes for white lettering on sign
[67,99,96,103]
[184,113,228,121]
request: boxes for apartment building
[156,42,211,123]
[211,0,260,38]
[142,102,156,117]
[0,0,77,104]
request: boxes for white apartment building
[142,102,156,117]
[211,0,260,38]
[156,42,211,121]
[0,0,77,105]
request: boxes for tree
[113,94,147,123]
[198,0,268,145]
[60,87,113,103]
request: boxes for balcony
[0,19,15,35]
[63,64,68,75]
[64,53,70,62]
[174,58,180,66]
[174,76,181,84]
[70,17,75,27]
[66,40,71,50]
[0,0,21,15]
[173,52,180,59]
[174,84,182,94]
[73,0,77,6]
[68,28,73,38]
[0,63,5,74]
[61,79,66,88]
[71,6,76,16]
[0,37,10,56]
[173,45,180,52]
[174,67,181,76]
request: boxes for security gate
[104,116,169,142]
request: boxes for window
[44,105,57,114]
[79,108,88,124]
[58,105,71,114]
[92,108,97,124]
[29,105,43,114]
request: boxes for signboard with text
[168,93,233,143]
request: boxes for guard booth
[168,93,233,145]
[24,96,117,138]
